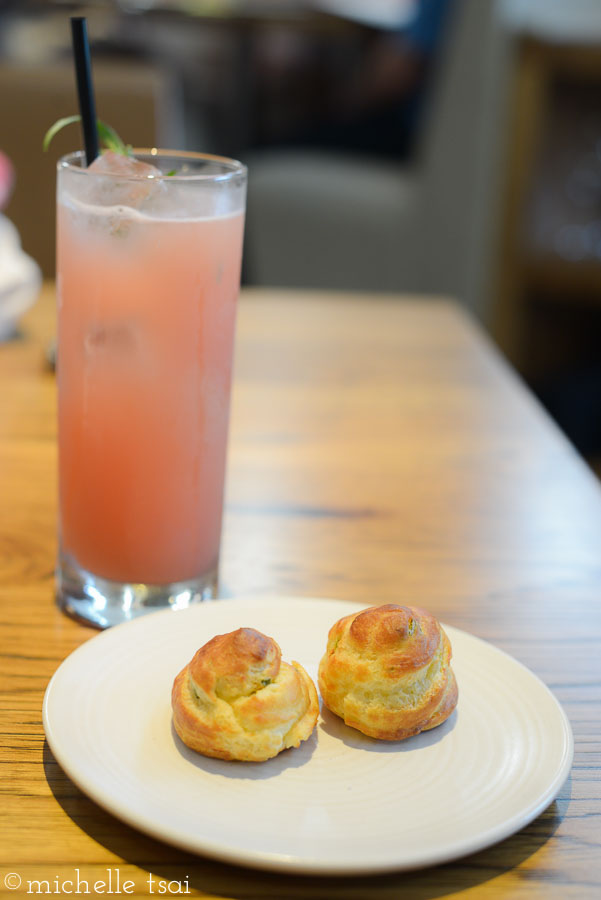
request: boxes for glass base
[56,552,218,629]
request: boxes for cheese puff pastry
[318,604,457,741]
[172,627,319,761]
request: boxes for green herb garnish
[96,120,133,157]
[260,678,272,687]
[43,116,132,157]
[165,169,177,176]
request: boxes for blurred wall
[0,59,175,276]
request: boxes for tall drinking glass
[56,150,247,628]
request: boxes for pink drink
[56,151,246,626]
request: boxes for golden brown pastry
[318,604,457,741]
[172,627,319,761]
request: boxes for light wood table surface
[1,283,600,898]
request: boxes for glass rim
[57,149,247,183]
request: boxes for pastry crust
[172,627,319,761]
[318,604,458,741]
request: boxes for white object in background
[311,0,417,30]
[0,214,41,340]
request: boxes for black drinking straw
[70,17,98,166]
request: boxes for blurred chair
[244,0,513,322]
[0,59,182,277]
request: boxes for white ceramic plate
[43,597,573,875]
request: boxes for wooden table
[1,283,600,898]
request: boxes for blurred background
[1,0,601,472]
